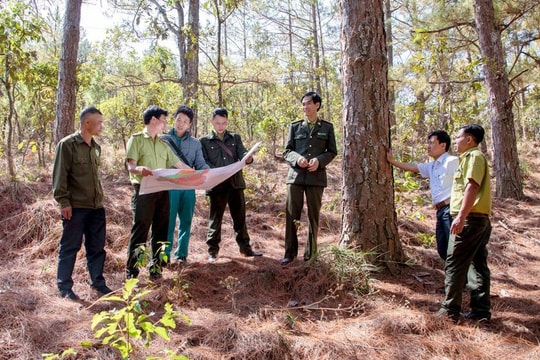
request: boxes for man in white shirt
[388,130,459,260]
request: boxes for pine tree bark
[473,0,524,199]
[340,0,405,272]
[54,0,81,144]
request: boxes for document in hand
[139,142,261,195]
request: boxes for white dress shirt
[417,152,459,204]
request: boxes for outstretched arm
[387,150,419,173]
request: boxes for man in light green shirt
[125,105,200,280]
[437,124,492,322]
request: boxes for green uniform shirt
[52,131,104,209]
[126,128,181,184]
[283,118,338,187]
[450,147,492,216]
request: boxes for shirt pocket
[452,169,465,192]
[294,133,308,148]
[72,149,92,177]
[315,132,329,148]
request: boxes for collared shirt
[450,147,492,216]
[52,131,103,209]
[126,127,180,185]
[161,129,209,170]
[199,130,249,189]
[417,152,459,204]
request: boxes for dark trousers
[206,183,251,255]
[57,207,107,291]
[126,186,170,277]
[284,184,324,261]
[435,205,452,260]
[441,216,492,316]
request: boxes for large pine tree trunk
[340,0,404,272]
[54,0,81,144]
[473,0,524,200]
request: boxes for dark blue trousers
[435,205,452,260]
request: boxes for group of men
[388,125,492,322]
[51,92,492,323]
[51,91,336,299]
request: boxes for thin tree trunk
[185,0,200,134]
[311,1,322,94]
[54,0,82,144]
[384,0,396,129]
[4,51,16,182]
[340,0,405,273]
[473,0,523,199]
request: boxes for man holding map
[125,105,203,280]
[199,108,263,262]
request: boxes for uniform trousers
[441,216,492,317]
[57,207,107,291]
[206,183,252,255]
[126,185,169,278]
[284,184,324,261]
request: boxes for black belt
[434,199,450,210]
[467,212,489,218]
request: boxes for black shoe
[60,289,80,301]
[461,311,491,321]
[208,254,217,263]
[241,249,263,257]
[176,256,187,263]
[280,257,294,266]
[92,285,113,296]
[434,309,459,322]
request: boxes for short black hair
[301,91,322,111]
[79,106,102,123]
[174,105,194,123]
[460,124,485,144]
[428,130,451,152]
[143,105,168,125]
[212,107,228,119]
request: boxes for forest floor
[0,143,539,360]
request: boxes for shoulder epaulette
[157,136,170,144]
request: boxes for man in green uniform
[199,108,263,262]
[52,106,111,300]
[280,92,338,265]
[125,105,201,279]
[436,124,492,321]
